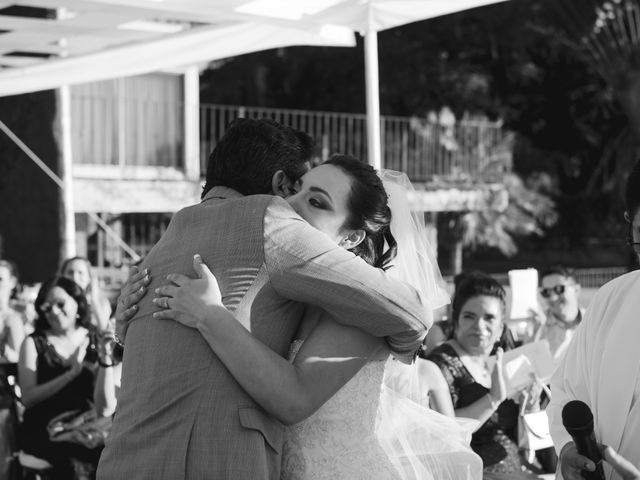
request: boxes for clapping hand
[489,347,507,405]
[67,338,90,379]
[153,254,223,329]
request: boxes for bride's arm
[151,255,384,425]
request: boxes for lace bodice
[282,342,399,480]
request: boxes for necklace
[450,340,492,385]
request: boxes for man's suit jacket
[97,187,430,480]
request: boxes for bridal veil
[376,170,483,480]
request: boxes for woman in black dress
[423,272,524,477]
[18,276,117,479]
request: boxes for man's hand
[559,442,598,480]
[602,445,640,480]
[114,266,151,344]
[560,442,640,480]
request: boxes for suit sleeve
[263,198,432,363]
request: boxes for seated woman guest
[18,276,118,480]
[60,257,112,334]
[0,259,26,363]
[423,272,529,477]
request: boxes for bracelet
[114,332,125,348]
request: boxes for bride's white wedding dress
[282,349,399,480]
[282,171,482,479]
[281,342,483,480]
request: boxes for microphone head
[562,400,594,433]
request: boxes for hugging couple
[96,118,480,480]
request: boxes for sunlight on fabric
[118,19,186,33]
[235,0,343,20]
[319,24,353,43]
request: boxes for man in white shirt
[548,159,640,480]
[534,266,585,364]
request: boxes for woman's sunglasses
[40,300,67,313]
[539,285,568,298]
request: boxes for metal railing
[199,103,513,183]
[69,92,512,183]
[571,266,629,289]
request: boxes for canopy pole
[58,85,77,259]
[364,26,382,170]
[184,65,201,181]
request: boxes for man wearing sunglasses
[548,159,640,480]
[533,266,584,364]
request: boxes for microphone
[562,400,605,480]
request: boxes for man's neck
[549,308,581,329]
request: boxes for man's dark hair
[201,118,314,198]
[539,265,577,285]
[626,159,640,218]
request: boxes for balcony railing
[200,104,513,184]
[70,93,512,184]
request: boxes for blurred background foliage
[200,0,640,271]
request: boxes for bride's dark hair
[323,155,397,270]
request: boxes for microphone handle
[574,431,605,480]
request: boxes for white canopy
[0,0,510,167]
[1,0,511,260]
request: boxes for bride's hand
[153,254,223,329]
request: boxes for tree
[199,0,632,266]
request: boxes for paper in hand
[508,268,539,320]
[487,341,555,397]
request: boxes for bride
[118,155,482,479]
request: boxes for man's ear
[339,229,366,250]
[272,170,295,198]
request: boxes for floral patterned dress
[425,343,522,475]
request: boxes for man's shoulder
[174,193,278,220]
[597,269,640,297]
[583,270,640,325]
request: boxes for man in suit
[97,119,431,480]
